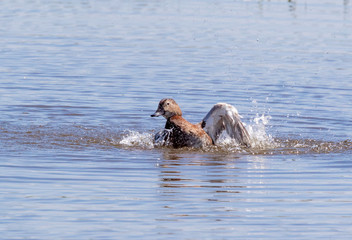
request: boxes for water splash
[1,122,350,154]
[119,130,154,149]
[246,113,276,149]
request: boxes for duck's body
[151,98,251,148]
[163,115,212,148]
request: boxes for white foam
[119,130,154,149]
[213,132,243,152]
[212,113,275,151]
[247,113,277,149]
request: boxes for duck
[151,98,251,148]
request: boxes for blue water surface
[1,0,352,239]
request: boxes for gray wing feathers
[223,111,251,147]
[202,103,251,147]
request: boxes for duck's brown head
[151,98,182,119]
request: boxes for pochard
[151,98,251,148]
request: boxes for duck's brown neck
[165,115,183,129]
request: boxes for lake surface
[1,0,352,239]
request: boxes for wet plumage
[151,98,251,148]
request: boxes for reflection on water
[158,150,267,193]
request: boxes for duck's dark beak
[151,111,162,117]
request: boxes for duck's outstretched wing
[201,103,251,147]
